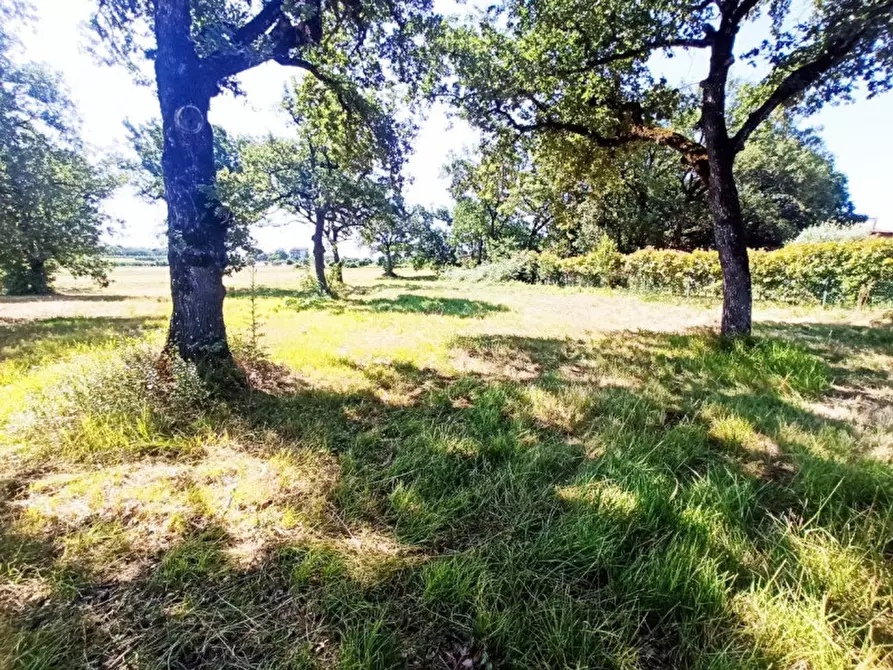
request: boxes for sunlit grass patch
[2,270,893,667]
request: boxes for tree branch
[492,103,710,180]
[232,0,284,46]
[201,0,321,83]
[554,37,710,77]
[730,27,867,153]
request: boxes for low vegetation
[447,238,893,306]
[1,267,892,668]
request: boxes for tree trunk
[700,30,752,337]
[707,155,752,336]
[312,210,330,294]
[155,0,230,362]
[330,237,343,283]
[382,245,396,277]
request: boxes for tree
[445,0,893,335]
[360,198,412,276]
[237,76,408,293]
[535,112,863,254]
[735,119,866,247]
[408,206,455,270]
[125,118,261,270]
[92,0,436,363]
[0,6,116,295]
[444,143,520,264]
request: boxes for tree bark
[312,210,330,294]
[329,236,343,282]
[382,245,396,277]
[155,0,230,362]
[700,27,752,337]
[706,154,752,335]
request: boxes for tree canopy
[441,0,893,334]
[0,5,116,294]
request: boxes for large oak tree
[92,0,436,362]
[445,0,893,335]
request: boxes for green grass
[1,266,892,668]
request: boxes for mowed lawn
[1,266,892,669]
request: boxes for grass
[1,266,892,668]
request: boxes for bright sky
[18,0,893,255]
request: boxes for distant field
[1,266,892,668]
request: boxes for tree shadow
[2,323,893,667]
[0,316,165,364]
[227,286,316,299]
[375,273,439,282]
[0,294,137,303]
[282,293,509,318]
[357,295,508,317]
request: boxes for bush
[751,238,893,304]
[557,235,625,288]
[443,250,540,284]
[789,220,874,245]
[624,248,723,297]
[440,238,893,305]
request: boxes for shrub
[617,239,891,304]
[443,250,540,284]
[751,238,893,304]
[789,220,874,245]
[440,238,893,305]
[558,235,625,288]
[624,248,722,297]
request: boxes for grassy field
[1,266,892,668]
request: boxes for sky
[16,0,893,254]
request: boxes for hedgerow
[447,238,893,305]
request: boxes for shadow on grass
[226,286,308,299]
[0,294,140,303]
[2,322,893,667]
[375,273,439,282]
[0,316,165,365]
[279,293,509,318]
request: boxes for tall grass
[1,273,892,668]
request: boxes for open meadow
[1,266,893,668]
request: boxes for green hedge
[449,238,893,305]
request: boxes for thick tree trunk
[312,211,330,294]
[700,29,752,337]
[707,156,752,336]
[155,0,230,362]
[382,246,396,277]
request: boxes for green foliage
[238,76,410,281]
[790,220,875,245]
[0,14,116,294]
[451,239,893,305]
[557,235,625,288]
[625,248,723,297]
[735,121,867,247]
[444,249,539,283]
[750,239,893,304]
